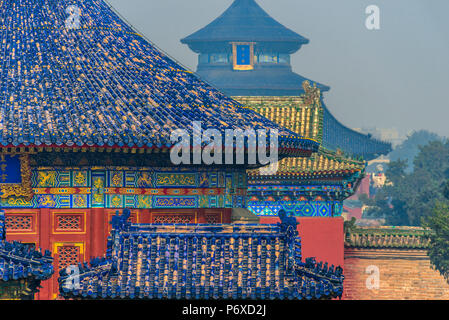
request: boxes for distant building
[182,0,392,160]
[355,127,405,148]
[0,0,318,299]
[182,0,391,267]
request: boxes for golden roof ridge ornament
[301,80,322,107]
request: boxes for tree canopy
[362,140,449,226]
[423,203,449,283]
[389,130,443,173]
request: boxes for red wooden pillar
[139,209,152,223]
[197,209,206,223]
[90,208,105,259]
[223,209,232,223]
[38,208,51,300]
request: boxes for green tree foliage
[362,140,449,226]
[389,130,443,173]
[423,203,449,282]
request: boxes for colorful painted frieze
[2,167,248,209]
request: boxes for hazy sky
[107,0,449,138]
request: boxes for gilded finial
[301,80,321,107]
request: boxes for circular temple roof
[181,0,309,50]
[0,0,318,156]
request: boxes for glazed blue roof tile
[321,102,392,160]
[58,209,344,300]
[196,68,330,97]
[0,0,318,154]
[181,0,309,45]
[0,210,54,282]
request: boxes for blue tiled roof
[182,0,309,45]
[196,68,330,97]
[321,102,392,160]
[0,0,318,154]
[58,209,344,300]
[0,211,54,283]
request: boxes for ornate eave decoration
[0,153,33,200]
[300,80,322,108]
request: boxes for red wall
[260,217,344,267]
[344,206,363,220]
[4,208,232,300]
[346,176,370,201]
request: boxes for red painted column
[197,209,206,223]
[38,208,51,300]
[223,209,232,223]
[90,208,105,259]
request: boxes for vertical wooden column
[38,208,51,300]
[223,209,232,223]
[139,209,151,223]
[197,209,206,223]
[90,208,105,259]
[39,208,51,250]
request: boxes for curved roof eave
[0,0,318,158]
[181,0,309,46]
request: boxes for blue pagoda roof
[197,68,330,96]
[58,209,344,300]
[0,0,318,155]
[0,211,54,288]
[321,102,392,160]
[182,0,309,48]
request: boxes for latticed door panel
[55,215,82,232]
[57,245,81,270]
[3,211,38,235]
[5,215,33,231]
[152,214,195,224]
[205,214,220,224]
[53,244,83,299]
[52,211,86,234]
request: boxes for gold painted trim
[53,242,85,255]
[231,42,255,71]
[0,154,33,200]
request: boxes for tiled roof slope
[235,88,391,161]
[344,222,432,249]
[59,209,344,300]
[236,94,366,179]
[0,0,317,154]
[0,210,54,297]
[249,148,365,180]
[181,0,308,45]
[321,106,392,161]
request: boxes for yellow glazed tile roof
[235,87,365,177]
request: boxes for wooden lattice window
[205,214,219,224]
[153,215,194,224]
[5,215,33,231]
[56,215,82,231]
[57,246,80,270]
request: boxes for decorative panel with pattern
[205,214,219,224]
[152,215,195,224]
[56,215,82,231]
[57,246,81,270]
[3,167,247,209]
[5,215,33,232]
[248,200,340,217]
[53,213,85,234]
